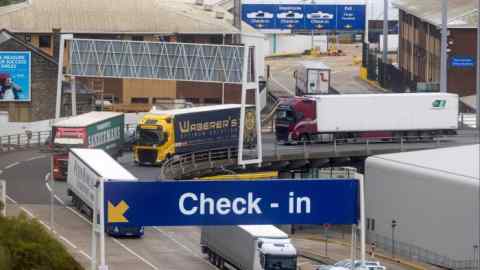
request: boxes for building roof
[393,0,478,28]
[70,148,137,181]
[0,28,57,64]
[53,111,123,127]
[368,144,480,181]
[0,0,258,34]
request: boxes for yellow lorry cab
[134,104,256,166]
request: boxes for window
[152,97,172,104]
[131,97,149,104]
[39,35,51,48]
[132,36,144,41]
[204,98,221,104]
[185,98,200,104]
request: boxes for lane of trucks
[46,91,461,270]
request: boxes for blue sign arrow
[105,179,359,227]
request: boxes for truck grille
[276,126,289,141]
[138,149,157,164]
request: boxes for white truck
[67,148,144,237]
[275,93,459,142]
[201,225,297,270]
[293,61,331,96]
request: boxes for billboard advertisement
[0,51,31,102]
[242,4,366,31]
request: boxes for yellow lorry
[134,104,256,165]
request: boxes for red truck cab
[275,97,316,142]
[52,127,87,180]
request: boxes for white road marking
[54,195,65,205]
[79,250,92,260]
[20,206,35,218]
[153,227,215,269]
[60,235,78,249]
[4,162,20,169]
[26,155,46,161]
[6,195,17,204]
[112,238,159,270]
[38,220,52,231]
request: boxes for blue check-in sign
[105,179,359,227]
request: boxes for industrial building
[0,0,265,118]
[394,0,477,96]
[365,145,479,270]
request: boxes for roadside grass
[0,201,83,270]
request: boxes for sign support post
[0,180,5,217]
[99,178,107,270]
[357,173,366,265]
[55,34,74,120]
[238,45,263,167]
[91,180,98,270]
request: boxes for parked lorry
[67,148,144,237]
[275,93,458,143]
[293,61,331,96]
[51,112,124,180]
[201,225,297,270]
[134,104,256,165]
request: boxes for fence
[367,232,478,270]
[0,131,52,152]
[0,123,138,154]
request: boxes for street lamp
[391,219,397,258]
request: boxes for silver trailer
[201,225,297,270]
[365,145,479,269]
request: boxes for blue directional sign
[337,5,366,30]
[450,56,475,68]
[304,5,337,30]
[242,4,366,31]
[277,5,305,29]
[105,179,359,227]
[242,4,277,29]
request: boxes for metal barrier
[0,123,138,154]
[0,130,52,153]
[160,134,467,179]
[367,231,478,270]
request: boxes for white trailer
[201,225,297,270]
[365,145,479,268]
[67,148,143,237]
[313,93,458,133]
[294,61,331,95]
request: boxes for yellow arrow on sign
[108,201,129,223]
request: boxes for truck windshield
[276,109,295,122]
[137,128,167,146]
[265,255,297,270]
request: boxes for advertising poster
[0,51,31,102]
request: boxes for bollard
[7,135,11,151]
[17,134,20,147]
[333,138,337,153]
[37,132,41,146]
[400,137,404,152]
[366,139,370,154]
